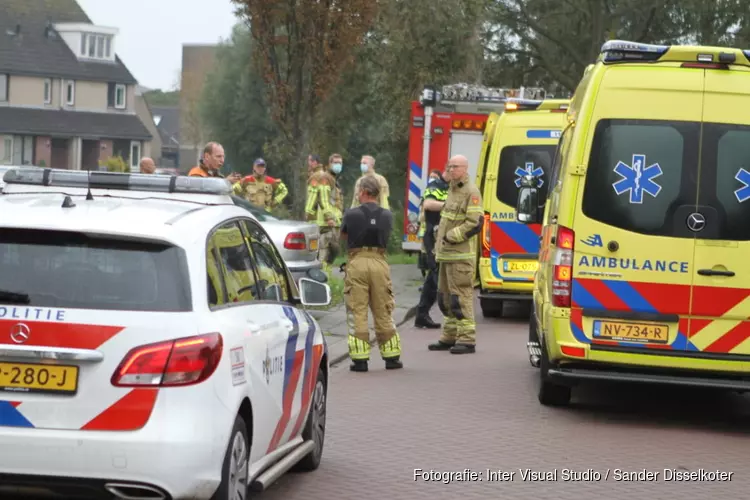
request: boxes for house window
[43,79,52,104]
[0,74,7,102]
[115,84,126,109]
[1,137,11,164]
[130,141,141,169]
[65,80,75,106]
[81,34,112,60]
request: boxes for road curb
[329,304,418,366]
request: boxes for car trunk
[0,228,205,431]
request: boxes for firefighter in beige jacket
[351,155,390,210]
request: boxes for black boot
[428,340,454,351]
[415,315,441,329]
[385,357,403,370]
[450,343,476,354]
[350,360,368,372]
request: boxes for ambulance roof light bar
[2,168,233,195]
[599,40,670,63]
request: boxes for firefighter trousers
[344,249,402,361]
[318,227,339,271]
[436,260,476,345]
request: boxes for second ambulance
[475,99,570,318]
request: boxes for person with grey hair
[340,174,403,372]
[139,157,156,174]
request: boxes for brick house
[0,0,152,171]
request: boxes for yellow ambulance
[475,99,570,318]
[515,40,750,406]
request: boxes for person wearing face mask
[351,155,390,210]
[232,158,289,211]
[318,153,345,270]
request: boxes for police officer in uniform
[415,169,449,329]
[428,155,483,354]
[340,175,403,372]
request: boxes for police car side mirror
[516,186,540,224]
[299,277,331,307]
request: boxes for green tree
[232,0,380,217]
[143,90,180,107]
[200,24,277,176]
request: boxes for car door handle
[697,269,735,277]
[246,321,261,334]
[281,319,294,331]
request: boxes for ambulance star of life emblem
[262,345,271,384]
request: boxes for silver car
[230,195,323,283]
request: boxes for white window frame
[130,141,141,170]
[65,80,75,106]
[0,74,7,102]
[43,78,52,104]
[1,137,12,164]
[114,84,126,109]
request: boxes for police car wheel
[212,416,250,500]
[292,368,327,472]
[538,344,571,407]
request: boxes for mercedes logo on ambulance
[687,213,706,233]
[10,323,30,344]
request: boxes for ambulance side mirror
[516,186,540,224]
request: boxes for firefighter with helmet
[340,175,403,372]
[233,158,288,211]
[428,154,483,354]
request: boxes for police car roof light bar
[2,168,233,196]
[600,40,670,63]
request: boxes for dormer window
[55,23,118,63]
[81,33,113,60]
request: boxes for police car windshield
[0,229,192,312]
[496,145,557,208]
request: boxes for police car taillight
[551,226,574,308]
[481,213,491,258]
[111,333,223,387]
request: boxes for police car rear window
[581,119,700,237]
[496,145,556,208]
[0,229,191,312]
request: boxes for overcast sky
[77,0,239,90]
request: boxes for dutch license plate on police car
[0,362,79,394]
[503,260,538,273]
[309,239,318,251]
[592,320,668,344]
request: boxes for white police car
[0,168,332,500]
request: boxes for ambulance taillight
[551,226,574,308]
[481,213,491,258]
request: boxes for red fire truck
[401,84,547,252]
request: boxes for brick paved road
[262,300,750,500]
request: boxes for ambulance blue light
[600,40,669,63]
[2,168,232,195]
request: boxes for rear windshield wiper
[0,290,31,304]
